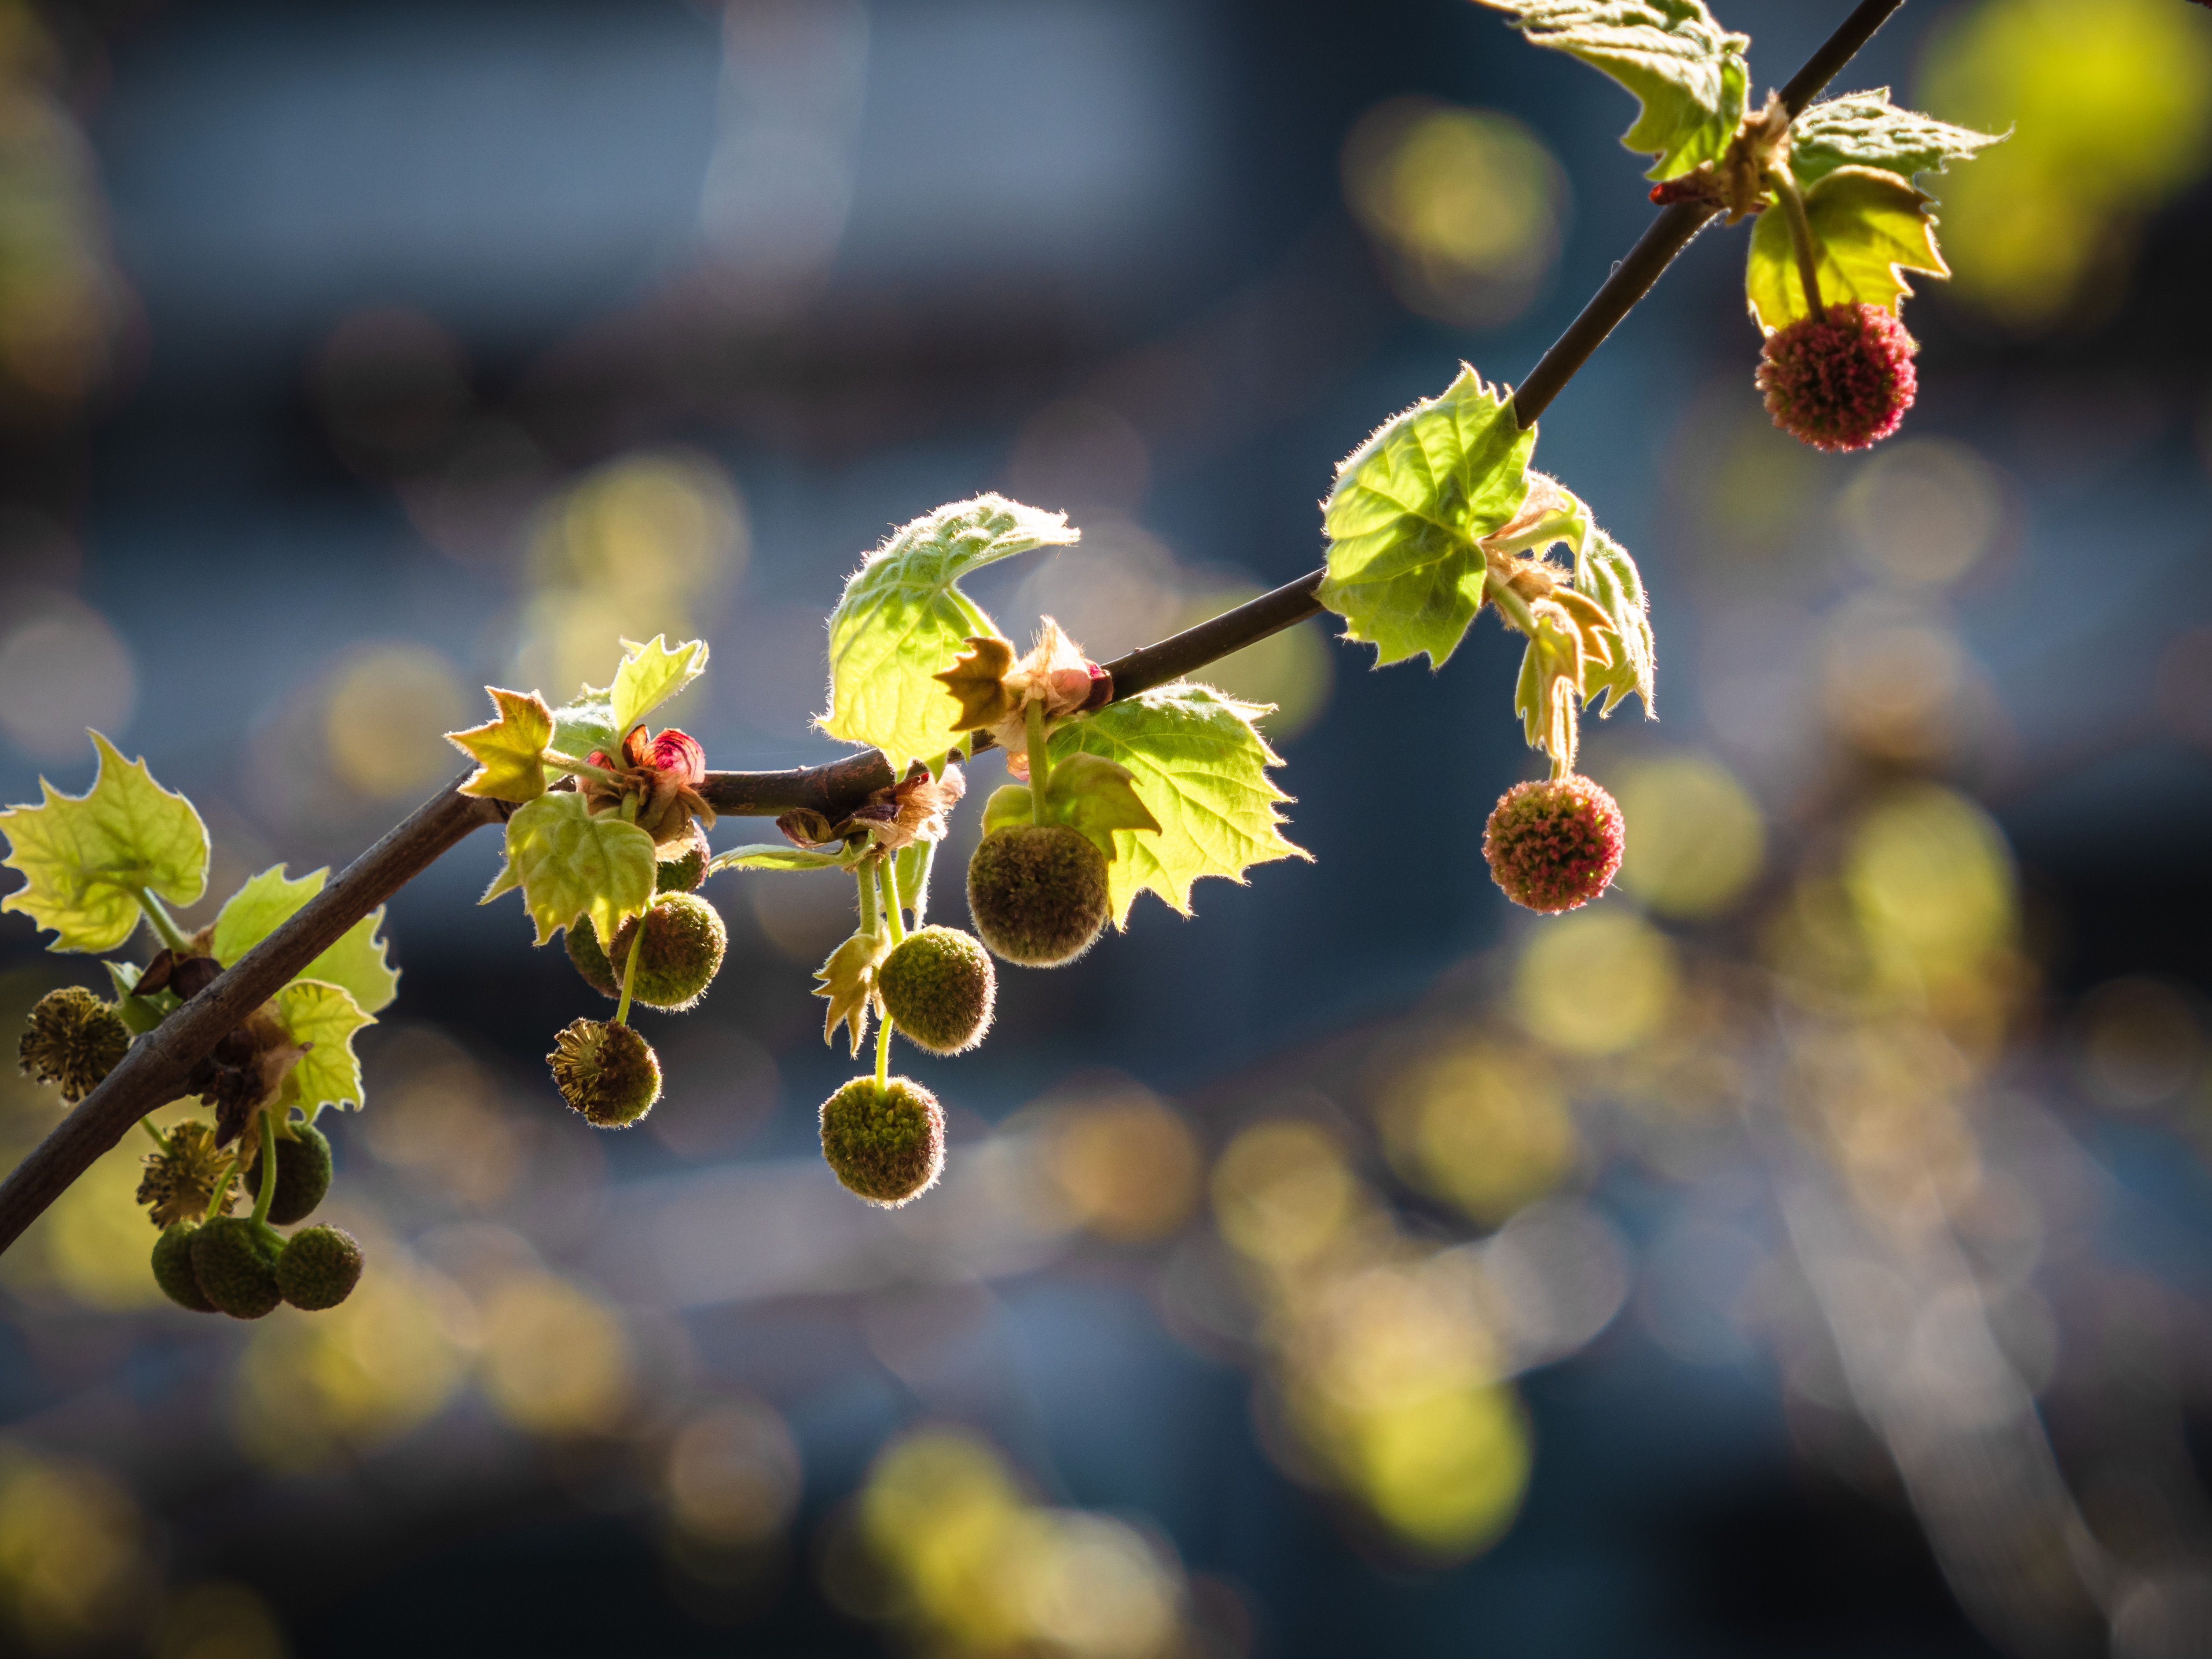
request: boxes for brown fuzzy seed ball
[818,1075,946,1207]
[278,1225,363,1311]
[189,1216,285,1319]
[547,1018,663,1127]
[565,895,727,1011]
[878,927,997,1055]
[244,1123,333,1226]
[657,822,710,893]
[152,1221,218,1313]
[967,825,1111,967]
[1483,775,1626,914]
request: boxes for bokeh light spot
[1612,752,1765,920]
[0,593,135,763]
[1514,911,1678,1056]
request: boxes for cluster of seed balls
[154,1125,363,1318]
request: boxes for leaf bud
[277,1225,364,1311]
[188,1215,286,1319]
[547,1018,662,1127]
[1482,775,1626,914]
[151,1221,218,1313]
[1757,302,1918,452]
[18,986,131,1103]
[878,926,997,1055]
[966,824,1111,967]
[818,1075,946,1207]
[244,1121,334,1226]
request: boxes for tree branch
[0,0,1909,1258]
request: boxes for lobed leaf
[0,732,209,953]
[1475,0,1750,180]
[447,687,555,802]
[1788,90,2005,190]
[482,792,657,947]
[273,979,375,1122]
[611,635,709,741]
[1746,166,1948,332]
[821,495,1079,772]
[1319,366,1537,668]
[983,752,1163,865]
[209,865,401,1014]
[1574,529,1656,717]
[1049,683,1308,927]
[551,693,618,763]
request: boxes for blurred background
[0,0,2209,1652]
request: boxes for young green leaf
[986,753,1163,864]
[0,732,209,953]
[1515,606,1587,770]
[821,495,1079,771]
[1746,166,1948,332]
[551,692,618,762]
[1575,529,1656,717]
[1319,366,1537,668]
[705,844,851,875]
[273,979,375,1122]
[611,635,709,741]
[447,687,555,802]
[482,792,657,947]
[1475,0,1750,180]
[814,929,890,1056]
[1788,90,2005,190]
[209,865,400,1014]
[1049,683,1308,926]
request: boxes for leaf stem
[856,864,879,936]
[1025,700,1050,820]
[1771,167,1825,317]
[873,998,892,1089]
[136,889,190,955]
[206,1156,238,1223]
[250,1109,278,1228]
[880,855,907,948]
[614,920,645,1028]
[138,1117,168,1152]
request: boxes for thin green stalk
[1772,168,1825,316]
[614,923,644,1028]
[250,1111,278,1228]
[1025,700,1050,821]
[857,865,879,936]
[874,1006,892,1089]
[205,1156,237,1222]
[880,855,907,947]
[138,1118,168,1152]
[909,840,938,929]
[136,889,190,954]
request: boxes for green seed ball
[966,824,1111,967]
[818,1076,945,1207]
[607,894,729,1012]
[547,1018,663,1128]
[565,918,621,998]
[878,926,996,1055]
[657,822,710,893]
[189,1215,285,1320]
[152,1221,218,1314]
[244,1123,333,1226]
[278,1225,363,1311]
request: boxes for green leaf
[704,844,850,875]
[1475,0,1750,180]
[1048,683,1308,926]
[1575,529,1655,718]
[611,635,709,741]
[273,979,375,1122]
[988,754,1163,864]
[1318,366,1537,668]
[1788,90,2005,190]
[209,865,400,1015]
[447,687,555,802]
[821,495,1079,771]
[1747,166,1949,331]
[551,692,618,762]
[483,793,657,947]
[0,732,210,953]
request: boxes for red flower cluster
[1756,302,1918,452]
[1482,775,1625,914]
[584,725,713,843]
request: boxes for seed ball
[1756,302,1918,452]
[565,918,622,998]
[152,1221,217,1313]
[1482,775,1626,914]
[657,821,710,893]
[567,895,728,1011]
[278,1225,363,1311]
[878,927,997,1055]
[818,1075,946,1207]
[966,825,1111,967]
[547,1017,663,1127]
[18,985,131,1103]
[244,1122,333,1226]
[189,1215,285,1319]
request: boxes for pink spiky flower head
[1483,775,1626,914]
[1756,302,1918,452]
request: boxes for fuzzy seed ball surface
[1757,302,1918,452]
[547,1018,663,1127]
[657,822,710,893]
[152,1222,218,1313]
[278,1225,364,1310]
[565,918,621,998]
[18,985,131,1103]
[967,825,1112,967]
[189,1216,285,1319]
[245,1123,333,1226]
[878,927,997,1055]
[818,1076,946,1206]
[1483,776,1626,914]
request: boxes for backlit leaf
[484,792,657,947]
[209,865,400,1014]
[611,635,709,742]
[274,979,375,1123]
[1746,166,1948,331]
[448,687,555,802]
[1575,530,1655,717]
[1788,90,2005,189]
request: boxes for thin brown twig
[0,0,1909,1257]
